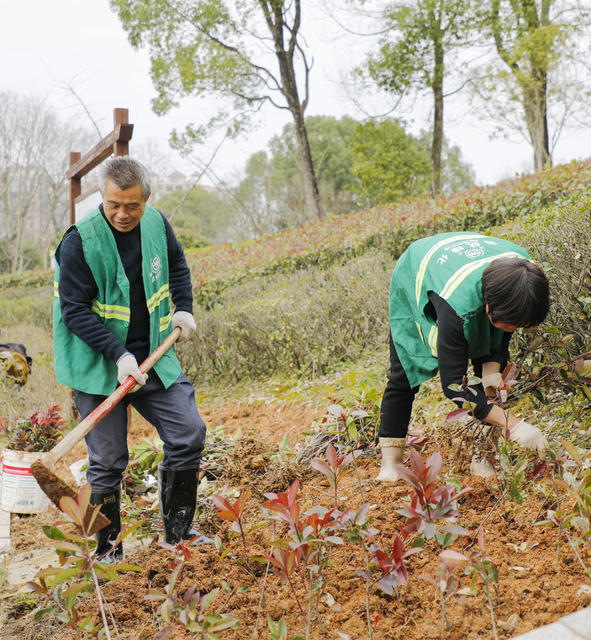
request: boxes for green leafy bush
[0,285,53,329]
[514,189,591,352]
[496,188,591,429]
[177,252,392,383]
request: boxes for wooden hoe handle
[44,327,182,469]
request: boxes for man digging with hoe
[51,157,212,562]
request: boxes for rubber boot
[375,437,406,483]
[158,465,213,545]
[90,489,123,564]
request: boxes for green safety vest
[53,206,181,395]
[389,232,530,388]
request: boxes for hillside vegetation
[185,160,591,307]
[2,159,591,414]
[172,160,591,391]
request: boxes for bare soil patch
[1,400,590,640]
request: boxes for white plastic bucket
[69,458,88,486]
[0,449,50,514]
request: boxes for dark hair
[482,257,549,327]
[99,157,151,199]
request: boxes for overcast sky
[3,0,590,188]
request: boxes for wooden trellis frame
[65,108,135,427]
[66,108,134,225]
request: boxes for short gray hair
[99,157,151,199]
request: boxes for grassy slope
[183,159,591,307]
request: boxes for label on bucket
[1,459,50,513]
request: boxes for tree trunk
[430,9,444,197]
[490,0,553,171]
[291,105,325,220]
[264,0,325,220]
[522,72,552,170]
[431,65,444,196]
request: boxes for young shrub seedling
[370,531,422,596]
[0,403,65,452]
[497,437,529,504]
[538,439,591,576]
[267,614,305,640]
[395,450,472,547]
[464,526,500,640]
[336,504,383,640]
[264,546,306,616]
[212,487,253,567]
[262,479,347,633]
[262,479,304,540]
[310,443,362,507]
[123,435,163,490]
[26,483,142,640]
[421,549,470,640]
[146,539,241,638]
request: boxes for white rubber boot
[375,437,406,483]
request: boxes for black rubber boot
[90,489,123,564]
[158,465,213,545]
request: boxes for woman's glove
[117,353,148,392]
[482,373,507,397]
[172,311,196,339]
[509,420,548,457]
[481,361,506,401]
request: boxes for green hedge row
[0,286,53,329]
[190,160,591,308]
[177,252,393,384]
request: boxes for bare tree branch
[56,80,103,140]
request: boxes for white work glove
[482,361,504,398]
[116,353,148,392]
[172,310,196,340]
[481,372,507,402]
[509,420,548,457]
[481,372,502,389]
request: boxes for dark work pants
[378,335,420,439]
[75,372,206,492]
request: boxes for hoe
[30,327,181,535]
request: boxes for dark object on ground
[0,342,33,385]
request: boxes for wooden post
[69,152,82,226]
[66,108,135,425]
[113,108,129,156]
[67,108,134,225]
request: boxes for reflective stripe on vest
[147,283,170,314]
[439,251,524,301]
[428,325,438,357]
[159,311,171,333]
[54,280,131,323]
[90,299,130,322]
